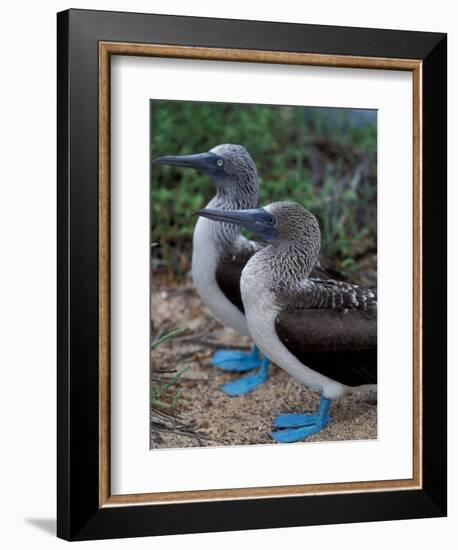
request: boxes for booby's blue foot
[211,346,261,373]
[221,358,269,396]
[271,397,332,443]
[270,424,326,443]
[273,412,332,428]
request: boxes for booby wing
[215,237,262,313]
[215,241,344,315]
[275,279,377,387]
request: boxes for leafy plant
[151,328,191,410]
[151,365,190,410]
[151,328,190,349]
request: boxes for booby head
[195,201,321,247]
[195,202,322,279]
[153,144,258,206]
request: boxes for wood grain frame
[57,9,446,540]
[99,42,421,506]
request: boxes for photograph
[150,100,378,449]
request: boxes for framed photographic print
[57,9,447,541]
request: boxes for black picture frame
[57,8,447,541]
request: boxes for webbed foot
[270,396,332,443]
[221,358,269,396]
[211,346,261,372]
[273,412,332,428]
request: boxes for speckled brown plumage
[252,202,377,388]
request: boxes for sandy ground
[151,278,377,449]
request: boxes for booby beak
[194,208,278,241]
[153,151,225,179]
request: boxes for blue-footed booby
[195,202,377,443]
[153,144,268,395]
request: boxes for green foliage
[151,101,377,280]
[151,328,191,349]
[151,328,191,410]
[151,366,189,410]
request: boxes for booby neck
[246,238,320,293]
[191,173,259,337]
[192,183,257,337]
[200,175,259,256]
[212,173,258,210]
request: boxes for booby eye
[216,159,224,167]
[266,216,275,225]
